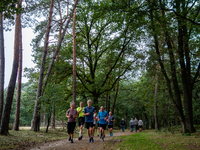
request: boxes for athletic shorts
[99,124,107,130]
[85,122,93,129]
[78,117,85,126]
[139,125,143,128]
[67,122,76,134]
[108,125,113,129]
[93,124,96,128]
[97,123,100,127]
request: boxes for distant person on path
[77,102,85,140]
[138,119,143,132]
[133,118,138,132]
[66,102,78,143]
[108,112,115,136]
[83,99,96,143]
[129,118,134,132]
[92,112,97,137]
[98,106,109,141]
[121,118,126,132]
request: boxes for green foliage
[0,0,22,19]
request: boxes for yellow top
[77,107,84,117]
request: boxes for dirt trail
[30,131,134,150]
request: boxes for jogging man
[98,106,108,141]
[77,102,85,140]
[108,112,115,136]
[83,99,96,143]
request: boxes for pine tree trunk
[13,9,22,130]
[154,63,159,130]
[72,0,77,105]
[0,5,21,135]
[32,0,54,131]
[0,13,4,123]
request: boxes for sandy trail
[30,131,135,150]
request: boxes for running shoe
[81,135,83,140]
[97,134,99,137]
[78,136,81,140]
[89,138,91,143]
[68,136,71,141]
[91,137,94,142]
[71,139,73,143]
[102,138,104,142]
[111,133,113,136]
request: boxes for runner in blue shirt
[98,106,108,141]
[83,99,96,143]
[108,112,115,137]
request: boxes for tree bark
[0,2,21,134]
[32,0,54,131]
[0,13,4,123]
[13,7,22,130]
[72,0,77,106]
[154,63,159,130]
[111,53,124,114]
[42,0,78,91]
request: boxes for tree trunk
[42,0,79,91]
[13,8,22,130]
[46,113,51,133]
[0,13,5,123]
[51,102,55,129]
[72,0,77,106]
[111,53,124,114]
[154,63,159,130]
[178,20,195,133]
[0,3,21,134]
[32,0,54,131]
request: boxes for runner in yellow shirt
[77,102,85,140]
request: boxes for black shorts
[97,123,100,127]
[78,117,85,126]
[93,124,96,128]
[139,125,143,128]
[67,122,76,134]
[99,124,107,130]
[108,125,113,129]
[85,122,93,129]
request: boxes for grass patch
[0,127,82,150]
[108,130,200,150]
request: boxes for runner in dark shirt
[83,99,96,143]
[108,112,115,136]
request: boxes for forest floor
[29,130,133,150]
[1,126,200,150]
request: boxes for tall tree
[13,1,22,130]
[0,1,21,135]
[72,0,77,105]
[32,0,55,131]
[0,13,4,123]
[154,63,159,130]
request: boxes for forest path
[30,131,135,150]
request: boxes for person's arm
[74,110,78,118]
[83,108,90,116]
[66,110,71,118]
[111,117,115,122]
[77,107,83,113]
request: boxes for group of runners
[66,99,115,143]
